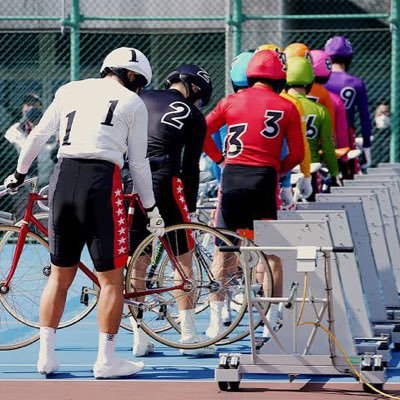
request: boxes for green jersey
[290,91,338,177]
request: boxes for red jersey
[205,85,304,174]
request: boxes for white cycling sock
[130,317,150,345]
[179,309,198,343]
[263,303,283,338]
[209,301,224,323]
[39,326,57,359]
[97,332,117,365]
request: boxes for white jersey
[17,77,155,208]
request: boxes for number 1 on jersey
[62,100,119,146]
[101,100,119,127]
[62,110,76,146]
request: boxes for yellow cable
[296,271,399,399]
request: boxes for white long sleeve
[17,98,61,174]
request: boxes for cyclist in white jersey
[4,47,165,379]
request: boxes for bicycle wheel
[0,303,40,350]
[120,255,202,333]
[125,223,249,349]
[0,226,97,329]
[215,229,273,345]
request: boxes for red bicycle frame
[2,189,191,299]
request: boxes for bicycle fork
[0,223,30,293]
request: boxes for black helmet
[165,64,213,106]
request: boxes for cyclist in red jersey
[205,50,304,338]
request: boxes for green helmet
[286,56,314,86]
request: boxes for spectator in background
[372,101,390,165]
[374,102,390,130]
[4,94,57,185]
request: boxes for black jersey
[140,89,206,212]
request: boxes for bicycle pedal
[80,288,89,306]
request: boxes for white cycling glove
[280,187,294,209]
[361,147,372,169]
[146,206,165,237]
[297,176,313,199]
[4,171,26,191]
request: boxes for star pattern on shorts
[113,186,128,257]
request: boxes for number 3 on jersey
[62,100,119,146]
[261,110,284,138]
[226,123,247,158]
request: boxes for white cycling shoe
[93,358,145,379]
[133,341,155,357]
[37,356,59,375]
[180,344,216,356]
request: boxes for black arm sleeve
[181,110,206,213]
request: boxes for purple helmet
[324,36,353,59]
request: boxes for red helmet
[246,49,286,80]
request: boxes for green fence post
[390,0,400,162]
[70,0,81,81]
[232,0,243,57]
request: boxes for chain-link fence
[0,0,396,215]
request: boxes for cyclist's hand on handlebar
[146,205,165,236]
[4,171,26,192]
[297,176,313,198]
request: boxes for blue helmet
[230,51,254,90]
[165,64,213,106]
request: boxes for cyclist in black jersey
[126,64,215,357]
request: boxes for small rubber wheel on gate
[218,382,229,391]
[229,381,240,391]
[362,383,383,394]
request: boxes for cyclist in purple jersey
[324,36,372,170]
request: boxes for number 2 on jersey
[62,100,119,146]
[161,102,191,129]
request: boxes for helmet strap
[102,67,146,93]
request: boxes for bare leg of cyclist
[262,255,284,338]
[129,254,155,357]
[37,263,78,374]
[94,267,144,378]
[174,251,215,355]
[206,248,239,337]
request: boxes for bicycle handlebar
[0,177,39,197]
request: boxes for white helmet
[100,47,152,88]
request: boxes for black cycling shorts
[129,173,193,256]
[48,158,128,272]
[220,164,278,232]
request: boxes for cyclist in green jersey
[286,56,339,200]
